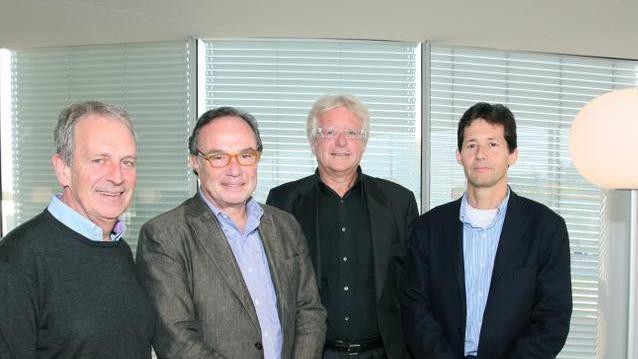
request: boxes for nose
[225,155,242,176]
[106,161,125,184]
[335,132,348,146]
[476,144,487,159]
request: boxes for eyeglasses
[197,149,261,168]
[316,127,367,140]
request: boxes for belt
[465,356,478,359]
[325,336,383,353]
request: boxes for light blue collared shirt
[200,192,282,359]
[47,194,126,242]
[460,190,510,356]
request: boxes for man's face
[312,107,366,177]
[53,114,137,232]
[456,118,518,191]
[190,116,259,212]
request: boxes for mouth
[97,189,125,197]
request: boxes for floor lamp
[569,88,638,358]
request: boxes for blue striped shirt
[47,194,126,242]
[200,192,282,359]
[460,191,510,356]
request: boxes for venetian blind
[9,41,194,249]
[201,39,421,206]
[429,45,638,358]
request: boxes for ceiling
[1,0,637,60]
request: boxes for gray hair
[306,94,370,144]
[54,101,136,165]
[188,106,263,155]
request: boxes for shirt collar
[47,194,126,242]
[198,189,264,231]
[459,188,510,229]
[314,166,363,197]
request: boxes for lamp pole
[630,189,638,359]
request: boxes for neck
[319,168,358,197]
[60,190,115,241]
[466,184,508,209]
[225,206,248,232]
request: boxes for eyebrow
[202,147,256,153]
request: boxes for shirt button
[481,234,487,239]
[342,256,348,262]
[344,285,349,291]
[480,262,485,268]
[340,199,344,204]
[254,299,260,306]
[341,226,346,232]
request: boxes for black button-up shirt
[317,174,379,341]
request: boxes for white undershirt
[465,204,498,229]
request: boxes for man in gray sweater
[0,101,154,359]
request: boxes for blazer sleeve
[289,220,327,358]
[505,215,572,358]
[399,218,457,359]
[136,223,227,359]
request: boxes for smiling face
[312,107,366,178]
[53,114,137,236]
[456,118,518,193]
[189,116,259,213]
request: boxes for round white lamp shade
[569,88,638,189]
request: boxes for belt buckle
[345,343,361,353]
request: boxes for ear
[189,155,200,175]
[508,148,519,166]
[52,154,72,188]
[455,149,462,165]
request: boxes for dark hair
[457,102,517,153]
[188,106,263,155]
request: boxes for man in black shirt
[267,94,418,358]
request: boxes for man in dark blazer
[136,107,326,359]
[267,94,418,359]
[400,102,572,359]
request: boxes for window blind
[9,41,194,249]
[429,45,638,358]
[201,39,421,206]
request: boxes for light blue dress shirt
[47,194,126,242]
[200,192,282,359]
[460,191,510,356]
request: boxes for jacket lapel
[488,191,529,298]
[364,176,395,302]
[185,196,260,329]
[291,185,321,279]
[446,199,466,312]
[258,211,290,324]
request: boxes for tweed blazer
[136,194,326,359]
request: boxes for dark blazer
[400,191,572,359]
[267,172,419,359]
[136,195,327,359]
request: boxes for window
[5,41,194,248]
[428,45,638,358]
[200,39,421,205]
